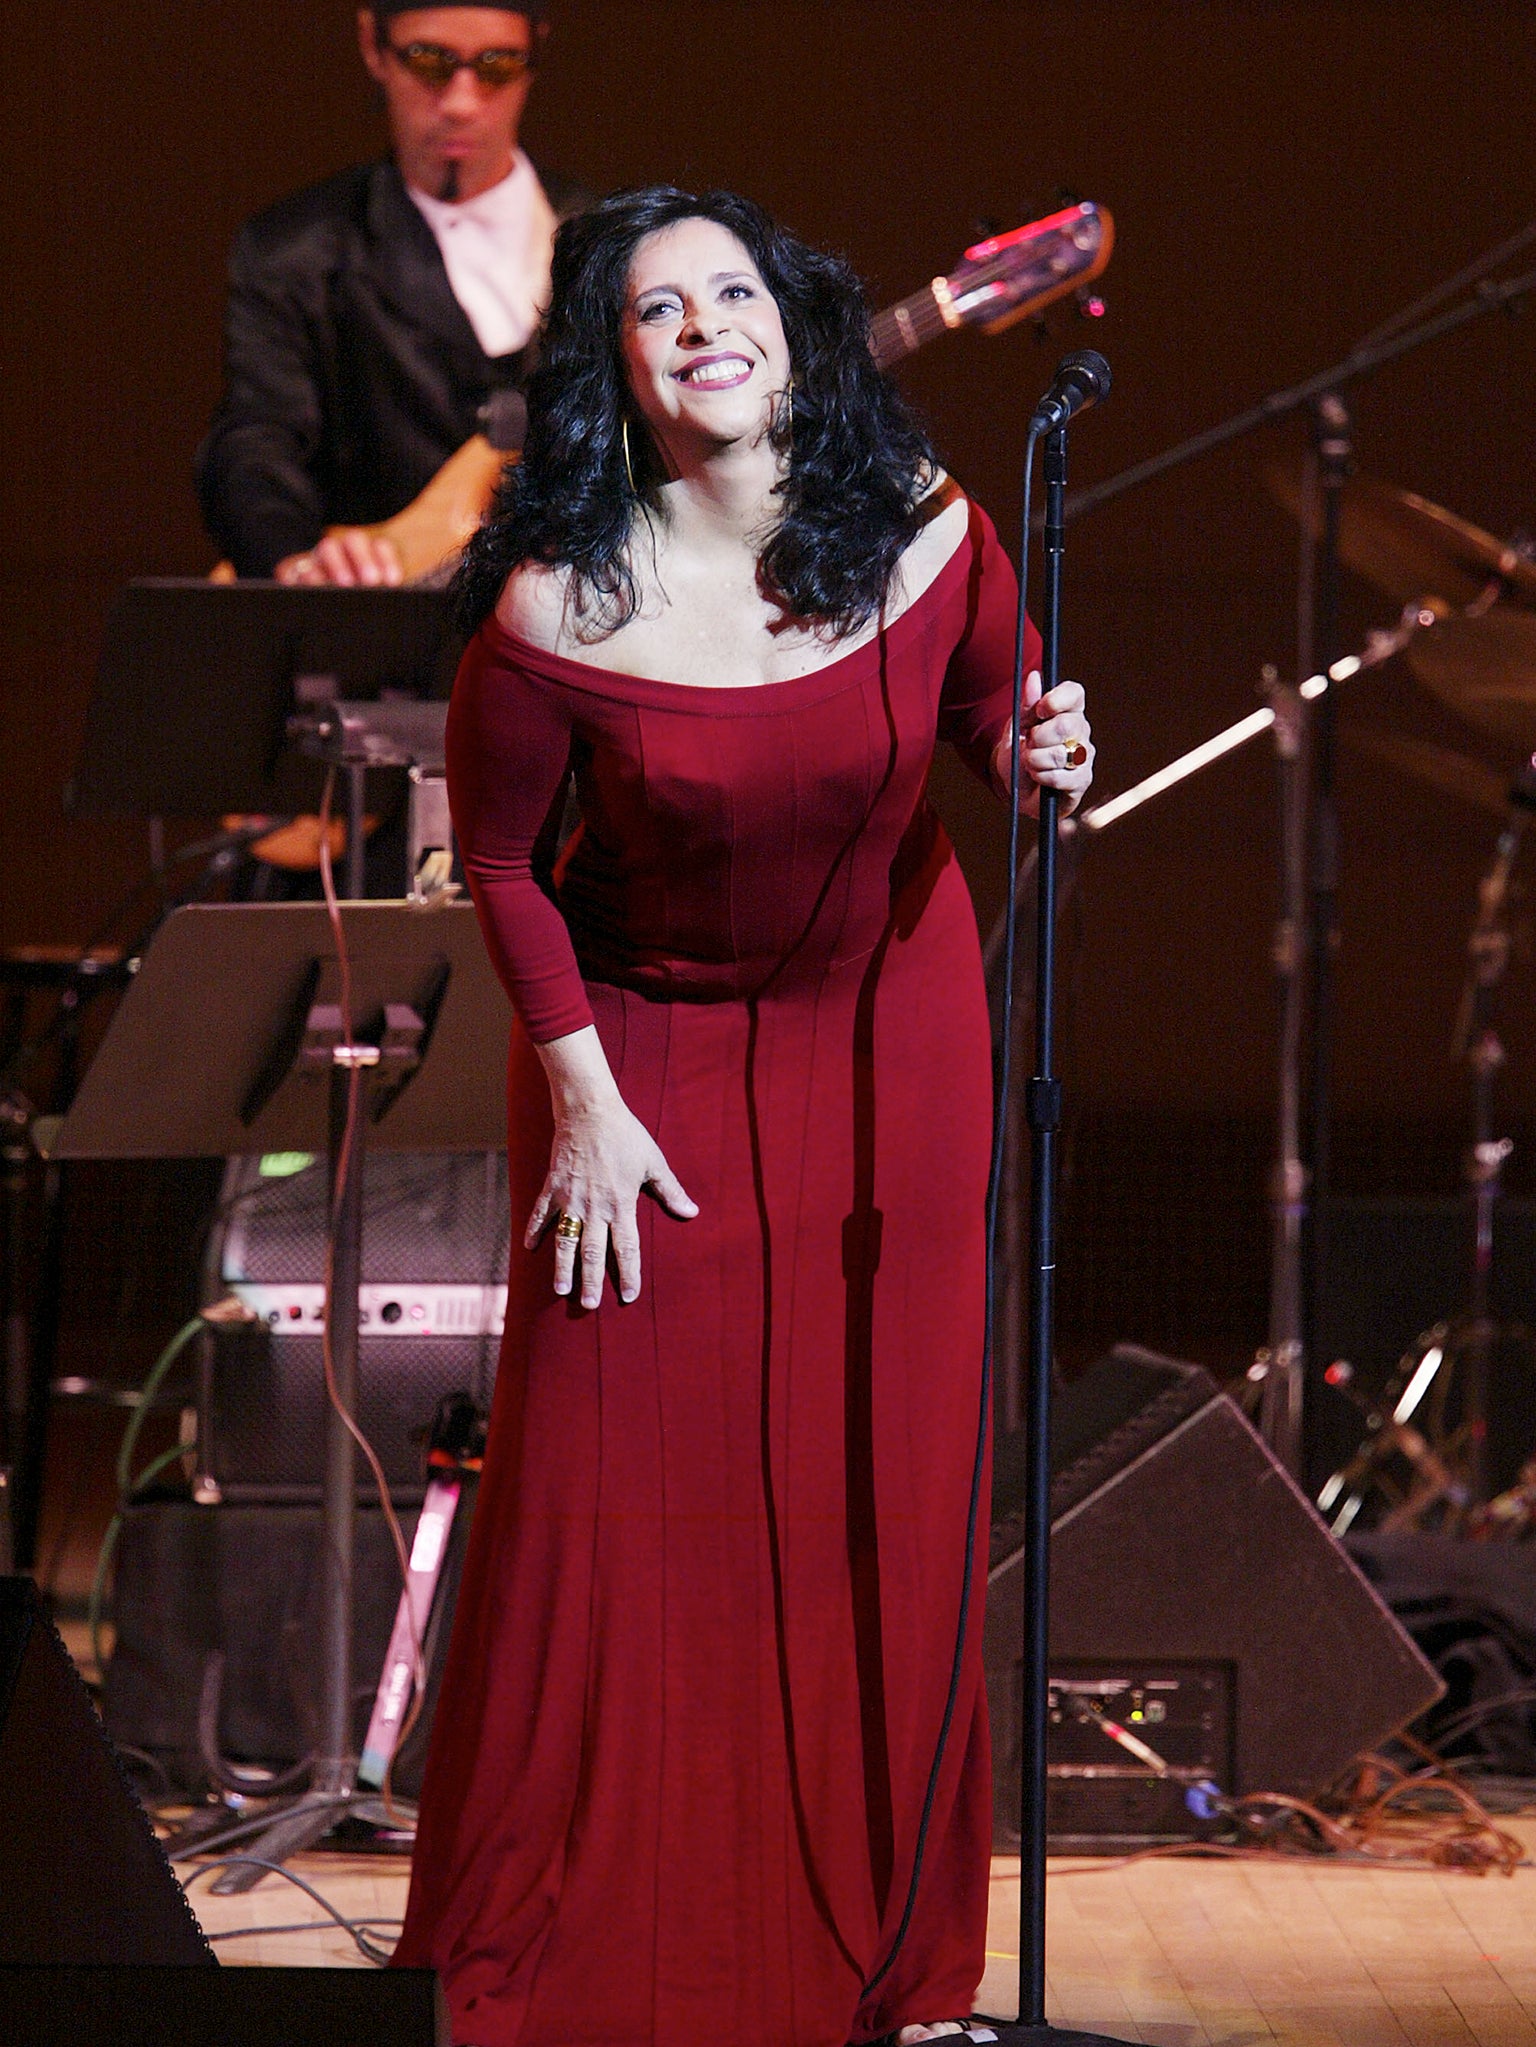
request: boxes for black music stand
[46,903,509,1889]
[69,580,457,821]
[67,580,458,899]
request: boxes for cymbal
[1404,609,1536,752]
[1340,724,1513,818]
[1266,457,1536,611]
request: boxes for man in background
[197,4,585,585]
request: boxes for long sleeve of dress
[445,634,596,1043]
[937,499,1042,786]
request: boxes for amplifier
[198,1151,508,1502]
[1045,1659,1233,1850]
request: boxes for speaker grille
[204,1153,508,1500]
[985,1345,1444,1846]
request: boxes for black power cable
[180,1856,402,1966]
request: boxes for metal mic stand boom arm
[1058,258,1536,528]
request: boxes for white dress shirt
[407,152,557,360]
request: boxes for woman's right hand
[525,1091,698,1310]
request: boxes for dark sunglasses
[386,40,536,89]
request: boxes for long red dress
[394,500,1038,2047]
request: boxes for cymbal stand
[1257,652,1308,1471]
[1294,392,1351,1478]
[1442,769,1534,1506]
[1314,766,1536,1530]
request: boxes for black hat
[370,1,548,20]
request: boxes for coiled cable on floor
[179,1856,403,1965]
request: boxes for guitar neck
[869,285,956,372]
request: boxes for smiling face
[621,218,792,470]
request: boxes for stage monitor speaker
[0,1578,447,2041]
[0,1575,212,1965]
[986,1345,1444,1849]
[0,1967,448,2046]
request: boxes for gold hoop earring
[622,418,637,495]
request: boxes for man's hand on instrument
[991,671,1095,816]
[275,529,404,587]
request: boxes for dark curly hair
[452,186,937,638]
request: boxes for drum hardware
[1317,1333,1474,1534]
[1266,456,1536,615]
[1469,1454,1536,1538]
[1337,726,1511,819]
[1316,762,1536,1529]
[1052,229,1536,1479]
[1402,608,1536,752]
[1011,595,1428,1457]
[1268,458,1536,755]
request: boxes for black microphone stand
[980,394,1125,2047]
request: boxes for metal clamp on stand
[288,695,458,906]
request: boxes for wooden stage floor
[176,1824,1536,2045]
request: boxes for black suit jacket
[195,159,584,577]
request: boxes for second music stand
[47,902,509,1889]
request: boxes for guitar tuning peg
[1075,287,1107,319]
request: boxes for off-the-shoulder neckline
[477,503,981,709]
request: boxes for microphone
[1031,349,1112,431]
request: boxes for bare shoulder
[894,471,972,605]
[492,559,577,652]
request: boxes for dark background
[5,1,1535,1456]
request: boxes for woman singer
[393,185,1095,2047]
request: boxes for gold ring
[1063,739,1088,769]
[553,1211,584,1242]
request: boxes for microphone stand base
[973,2023,1136,2046]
